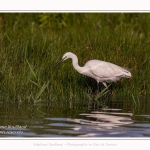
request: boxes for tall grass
[0,13,150,105]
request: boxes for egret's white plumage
[54,52,131,91]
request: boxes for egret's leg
[97,82,99,93]
[93,82,99,95]
[102,82,108,89]
[107,84,112,107]
[102,82,112,106]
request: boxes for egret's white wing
[81,60,131,82]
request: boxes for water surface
[0,98,150,137]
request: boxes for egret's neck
[70,54,83,73]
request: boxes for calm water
[0,97,150,137]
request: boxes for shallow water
[0,98,150,137]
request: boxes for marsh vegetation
[0,13,150,106]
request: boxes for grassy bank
[0,13,150,105]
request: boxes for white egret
[54,52,132,93]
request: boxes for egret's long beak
[53,57,66,68]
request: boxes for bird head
[53,52,72,68]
